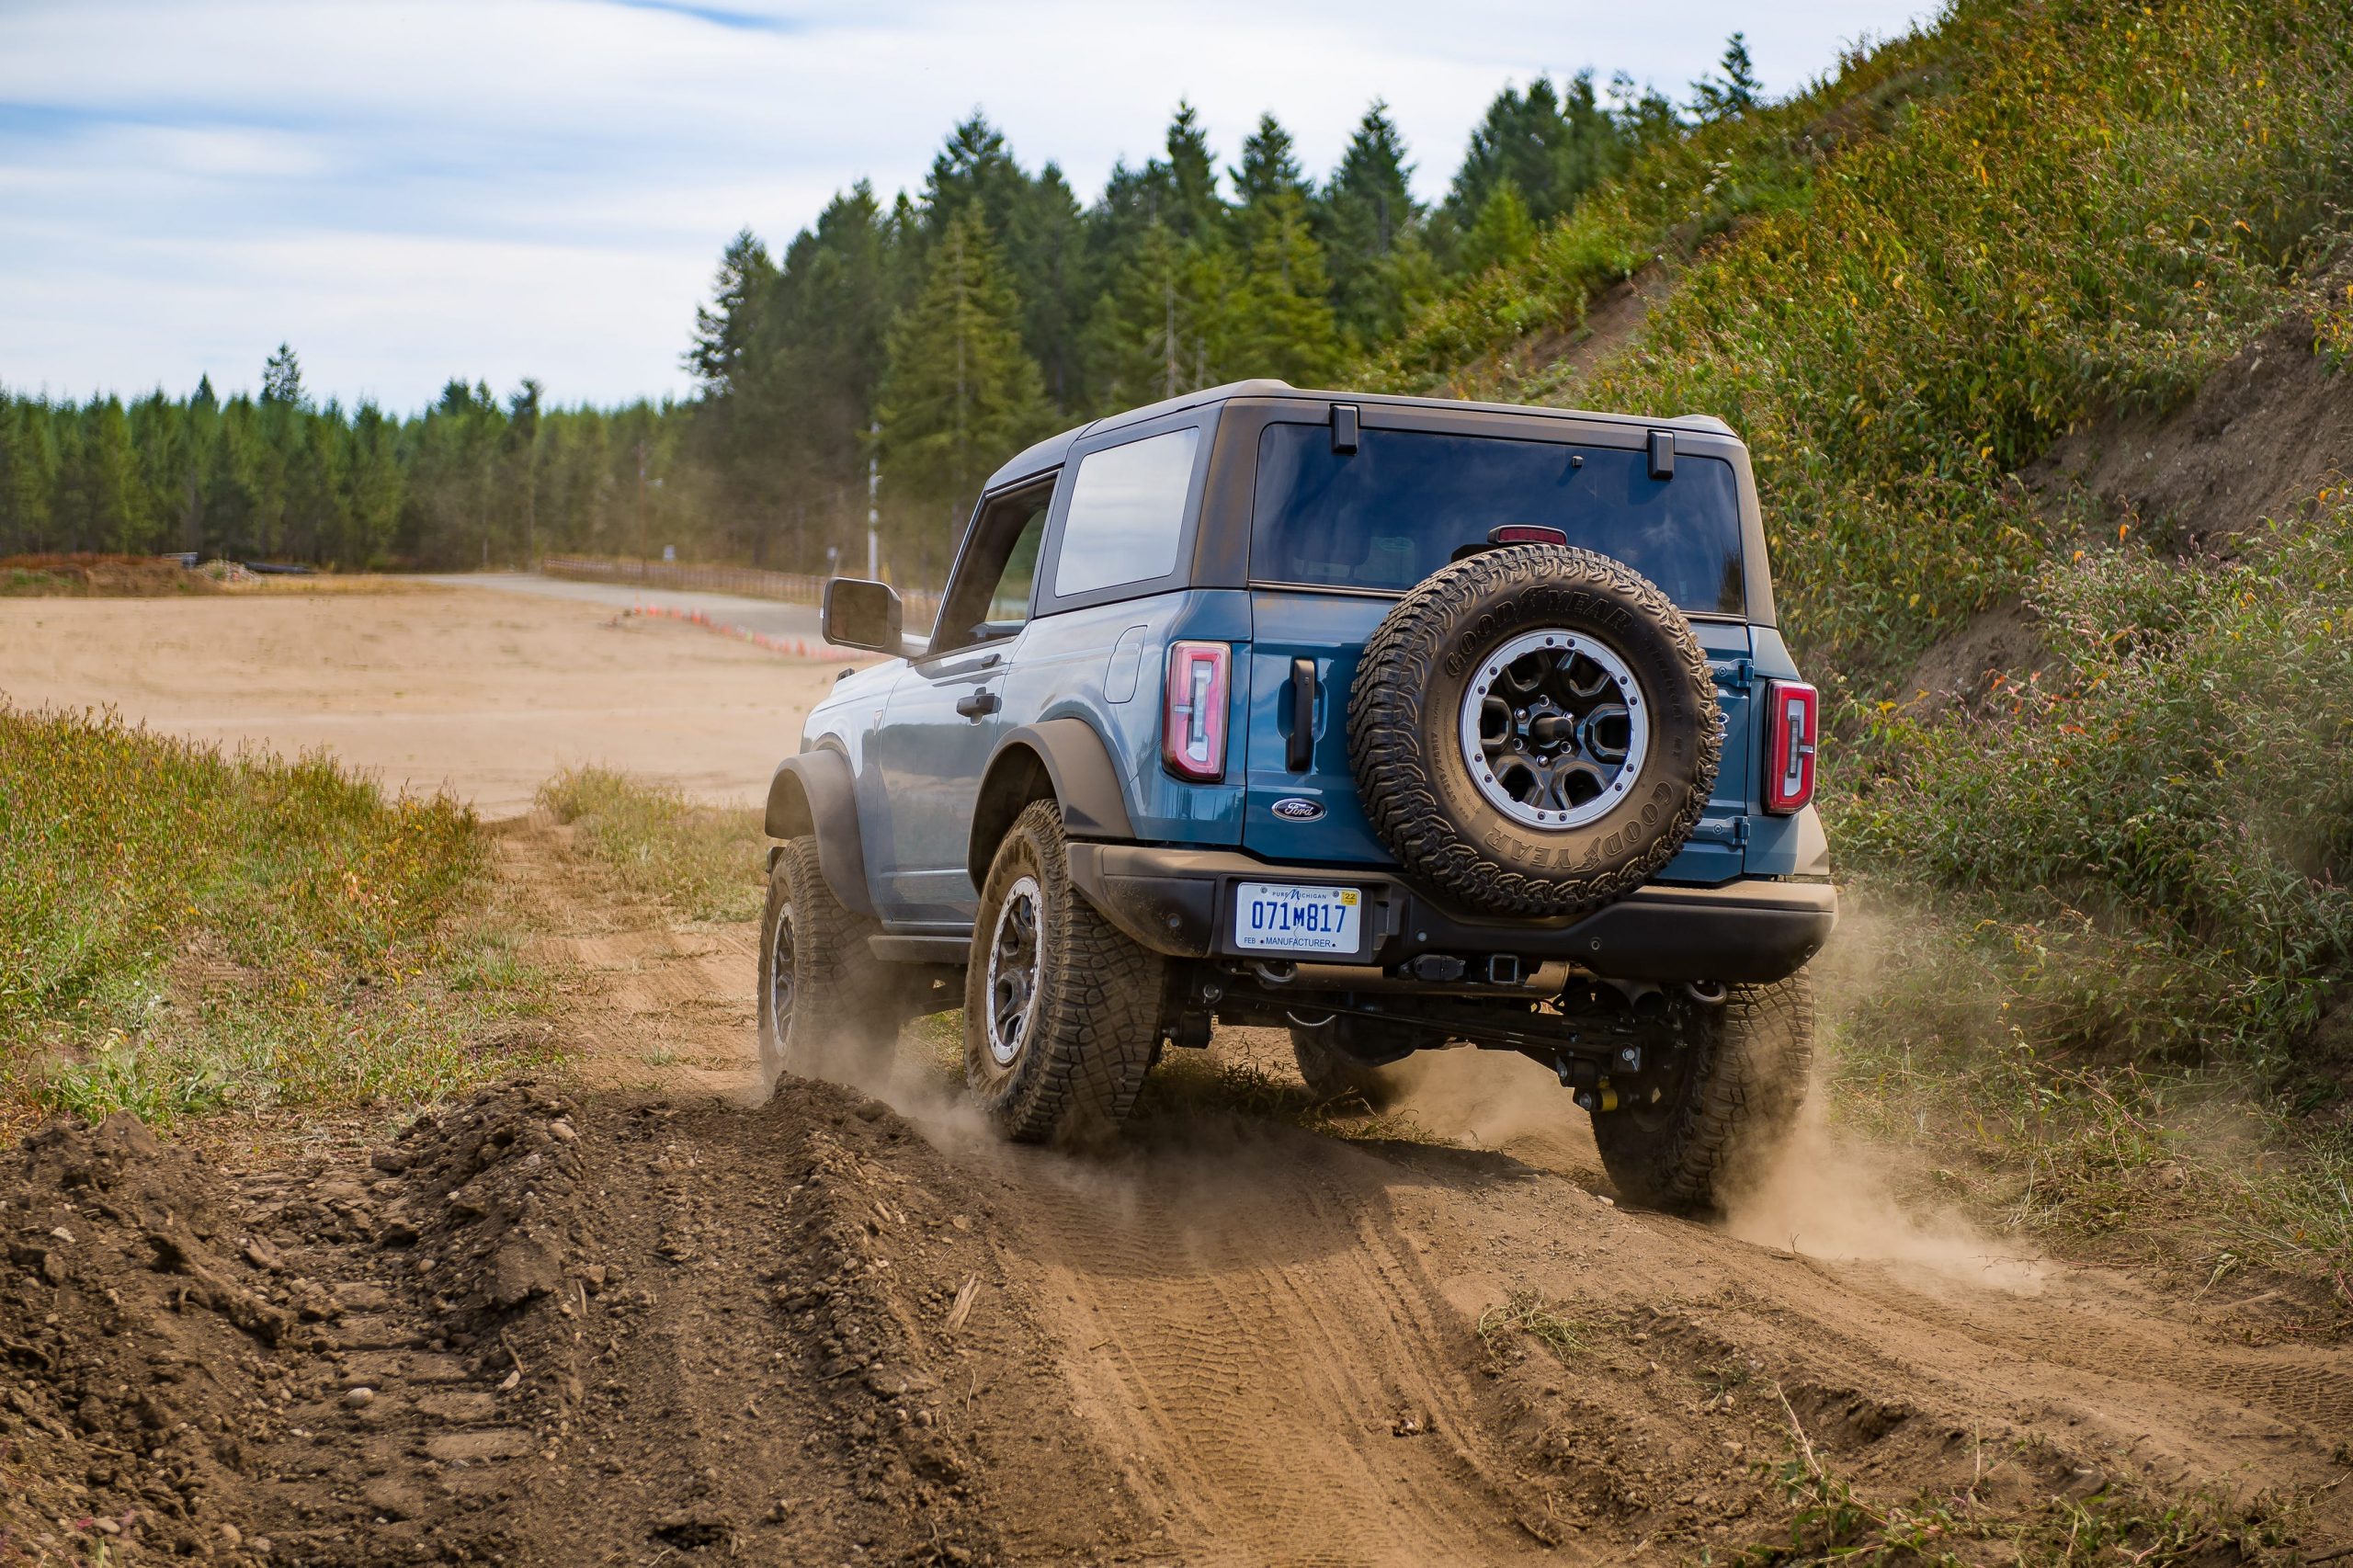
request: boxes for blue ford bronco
[761,381,1834,1210]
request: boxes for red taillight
[1163,642,1230,781]
[1763,680,1818,814]
[1487,524,1569,547]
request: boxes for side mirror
[821,577,904,654]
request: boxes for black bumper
[1064,843,1836,985]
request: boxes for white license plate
[1233,882,1362,954]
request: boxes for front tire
[757,838,898,1088]
[964,800,1166,1145]
[1589,976,1814,1213]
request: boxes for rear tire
[757,838,899,1088]
[1288,1018,1413,1108]
[1589,976,1813,1213]
[965,800,1166,1145]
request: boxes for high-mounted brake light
[1487,524,1570,547]
[1163,642,1230,781]
[1762,680,1818,814]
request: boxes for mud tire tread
[966,800,1166,1146]
[759,838,898,1086]
[1347,544,1721,919]
[1590,974,1815,1214]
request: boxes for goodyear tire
[1590,976,1814,1213]
[757,838,899,1088]
[1347,544,1720,919]
[965,800,1167,1146]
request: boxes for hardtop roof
[982,381,1740,492]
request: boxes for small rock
[368,1149,411,1175]
[547,1119,577,1144]
[219,1523,243,1548]
[853,1100,887,1122]
[49,1226,74,1244]
[249,1538,274,1555]
[344,1387,375,1409]
[1595,1194,1616,1208]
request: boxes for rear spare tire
[1347,544,1720,919]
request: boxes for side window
[929,479,1054,656]
[1051,426,1200,598]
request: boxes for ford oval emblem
[1270,797,1325,822]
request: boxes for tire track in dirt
[957,1129,1553,1566]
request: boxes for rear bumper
[1064,842,1836,984]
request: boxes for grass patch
[1,553,221,597]
[1476,1290,1592,1357]
[537,767,767,923]
[1743,1395,2297,1566]
[0,705,549,1136]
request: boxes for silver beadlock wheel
[983,874,1043,1067]
[1456,628,1650,829]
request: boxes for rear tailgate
[1239,587,1756,884]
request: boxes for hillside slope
[1370,0,2353,1294]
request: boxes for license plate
[1233,882,1362,954]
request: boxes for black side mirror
[821,577,904,654]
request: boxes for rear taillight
[1763,680,1818,814]
[1163,642,1230,781]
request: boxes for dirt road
[5,586,2349,1564]
[0,579,847,813]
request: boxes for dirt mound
[2029,303,2353,544]
[0,1083,1132,1565]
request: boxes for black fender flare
[764,748,875,916]
[966,718,1136,891]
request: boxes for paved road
[426,571,831,643]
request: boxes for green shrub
[0,706,545,1131]
[1837,509,2353,1065]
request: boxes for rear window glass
[1249,425,1745,614]
[1052,426,1200,597]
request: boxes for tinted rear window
[1249,425,1745,614]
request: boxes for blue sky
[0,0,1940,411]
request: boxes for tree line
[0,40,1760,577]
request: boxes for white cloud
[1,0,1939,407]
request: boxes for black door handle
[1287,658,1316,771]
[955,688,1000,721]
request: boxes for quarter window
[1052,426,1200,598]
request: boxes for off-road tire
[1590,975,1814,1213]
[1347,544,1721,919]
[1288,1018,1415,1108]
[757,838,899,1087]
[964,800,1167,1145]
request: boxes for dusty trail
[7,813,2351,1565]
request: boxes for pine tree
[260,344,307,408]
[1461,180,1538,273]
[1227,190,1339,386]
[1160,102,1223,243]
[1230,113,1311,209]
[1322,101,1424,344]
[1690,33,1762,119]
[1082,220,1231,407]
[875,208,1050,555]
[686,231,776,398]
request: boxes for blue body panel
[795,396,1815,927]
